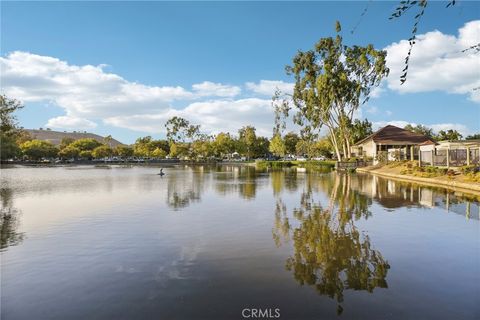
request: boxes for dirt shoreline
[357,167,480,195]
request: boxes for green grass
[256,160,335,171]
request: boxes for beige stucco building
[351,125,435,162]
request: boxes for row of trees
[403,124,478,141]
[163,117,331,160]
[0,95,344,161]
[2,93,476,161]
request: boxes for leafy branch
[390,0,457,84]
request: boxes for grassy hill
[25,129,124,147]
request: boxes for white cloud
[2,50,474,138]
[0,51,244,119]
[429,123,471,136]
[192,81,240,97]
[46,116,97,129]
[385,20,480,102]
[105,98,276,137]
[0,51,193,119]
[245,80,294,96]
[0,51,273,134]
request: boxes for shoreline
[357,167,480,195]
[4,161,479,195]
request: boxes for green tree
[0,133,21,160]
[0,95,23,134]
[59,137,75,150]
[404,124,434,138]
[0,95,25,160]
[349,119,373,144]
[115,145,134,158]
[311,139,333,158]
[103,135,114,147]
[133,136,169,157]
[295,139,311,157]
[152,147,167,159]
[165,116,200,142]
[58,145,80,159]
[277,21,388,160]
[70,138,102,151]
[133,136,153,157]
[192,139,213,160]
[16,131,32,145]
[284,132,300,155]
[79,150,93,159]
[238,126,257,159]
[148,139,170,155]
[169,142,190,159]
[20,140,58,160]
[269,134,286,157]
[213,132,236,158]
[92,145,113,159]
[435,129,462,141]
[254,136,270,159]
[466,133,480,140]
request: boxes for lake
[1,165,479,320]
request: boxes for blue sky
[1,1,479,143]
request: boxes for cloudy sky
[1,1,479,143]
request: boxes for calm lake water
[1,165,479,320]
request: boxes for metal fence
[420,148,479,167]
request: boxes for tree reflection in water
[166,166,206,209]
[273,174,389,314]
[0,188,25,250]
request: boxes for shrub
[460,165,479,175]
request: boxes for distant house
[25,129,124,147]
[420,139,480,151]
[351,125,435,162]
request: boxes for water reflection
[351,173,480,219]
[0,188,25,250]
[213,165,264,200]
[1,166,479,319]
[273,174,389,314]
[166,167,206,210]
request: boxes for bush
[256,160,335,172]
[256,160,293,170]
[460,165,480,174]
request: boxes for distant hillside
[25,129,124,147]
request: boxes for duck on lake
[157,168,165,176]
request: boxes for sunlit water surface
[1,165,479,320]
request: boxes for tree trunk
[345,136,352,159]
[328,127,342,161]
[342,141,347,160]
